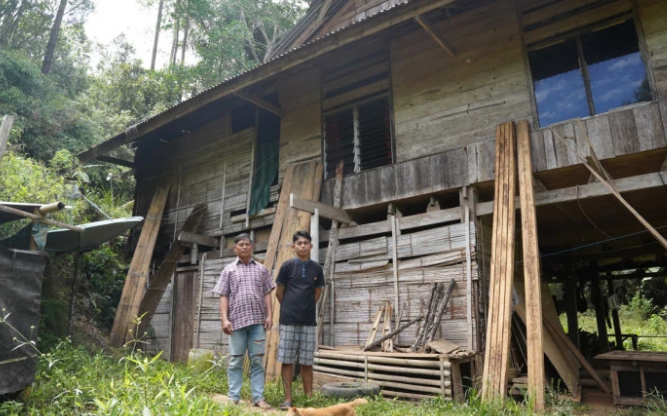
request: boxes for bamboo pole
[426,280,456,343]
[314,358,449,377]
[0,204,83,232]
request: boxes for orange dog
[285,398,368,416]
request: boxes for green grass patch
[0,340,663,415]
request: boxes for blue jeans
[228,324,266,403]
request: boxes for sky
[84,0,172,69]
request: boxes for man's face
[233,239,253,259]
[292,236,312,258]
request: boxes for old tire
[320,382,381,399]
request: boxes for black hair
[292,230,312,243]
[234,233,252,244]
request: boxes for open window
[321,44,394,179]
[323,97,393,179]
[526,17,650,126]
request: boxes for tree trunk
[180,16,189,66]
[150,0,164,70]
[170,16,180,66]
[42,0,68,75]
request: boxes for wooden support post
[245,134,256,230]
[110,184,170,346]
[390,213,400,325]
[482,122,517,403]
[607,278,624,350]
[219,160,227,230]
[516,120,545,410]
[460,187,473,350]
[591,278,610,353]
[194,253,206,348]
[311,208,319,263]
[0,115,14,165]
[67,252,82,336]
[565,278,580,348]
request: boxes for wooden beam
[0,204,83,232]
[0,115,14,165]
[110,184,170,346]
[551,127,667,252]
[96,155,136,169]
[516,121,545,410]
[476,171,667,216]
[414,15,457,58]
[76,0,460,161]
[178,231,218,248]
[290,193,353,224]
[234,91,284,117]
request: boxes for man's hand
[222,319,233,335]
[264,315,273,331]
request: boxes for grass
[559,295,667,352]
[1,340,664,416]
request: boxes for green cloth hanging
[248,140,279,216]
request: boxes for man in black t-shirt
[275,230,325,410]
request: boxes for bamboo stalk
[312,366,449,392]
[0,204,83,232]
[412,282,437,351]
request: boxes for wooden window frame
[322,93,395,179]
[520,4,656,128]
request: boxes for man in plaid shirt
[212,233,275,410]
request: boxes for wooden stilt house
[81,0,667,403]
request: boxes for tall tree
[150,0,164,70]
[42,0,68,74]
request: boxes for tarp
[0,246,46,395]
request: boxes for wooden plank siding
[319,222,480,350]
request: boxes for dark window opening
[323,97,392,179]
[231,103,256,133]
[529,19,649,127]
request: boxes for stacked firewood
[362,280,456,353]
[411,280,456,352]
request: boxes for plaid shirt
[212,257,275,330]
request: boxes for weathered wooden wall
[320,222,480,350]
[278,67,322,182]
[390,0,532,163]
[637,0,667,136]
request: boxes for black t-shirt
[276,258,325,326]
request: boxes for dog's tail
[350,398,368,407]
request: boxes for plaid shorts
[278,325,317,366]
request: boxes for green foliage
[0,49,97,159]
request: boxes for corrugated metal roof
[81,0,423,158]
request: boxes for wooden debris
[425,280,456,344]
[381,303,393,352]
[426,339,460,355]
[364,315,423,352]
[110,184,170,346]
[137,204,207,337]
[0,204,83,232]
[516,120,545,410]
[364,305,385,349]
[482,122,517,403]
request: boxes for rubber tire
[320,382,381,399]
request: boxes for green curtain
[248,140,279,216]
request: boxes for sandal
[255,399,272,410]
[279,401,292,411]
